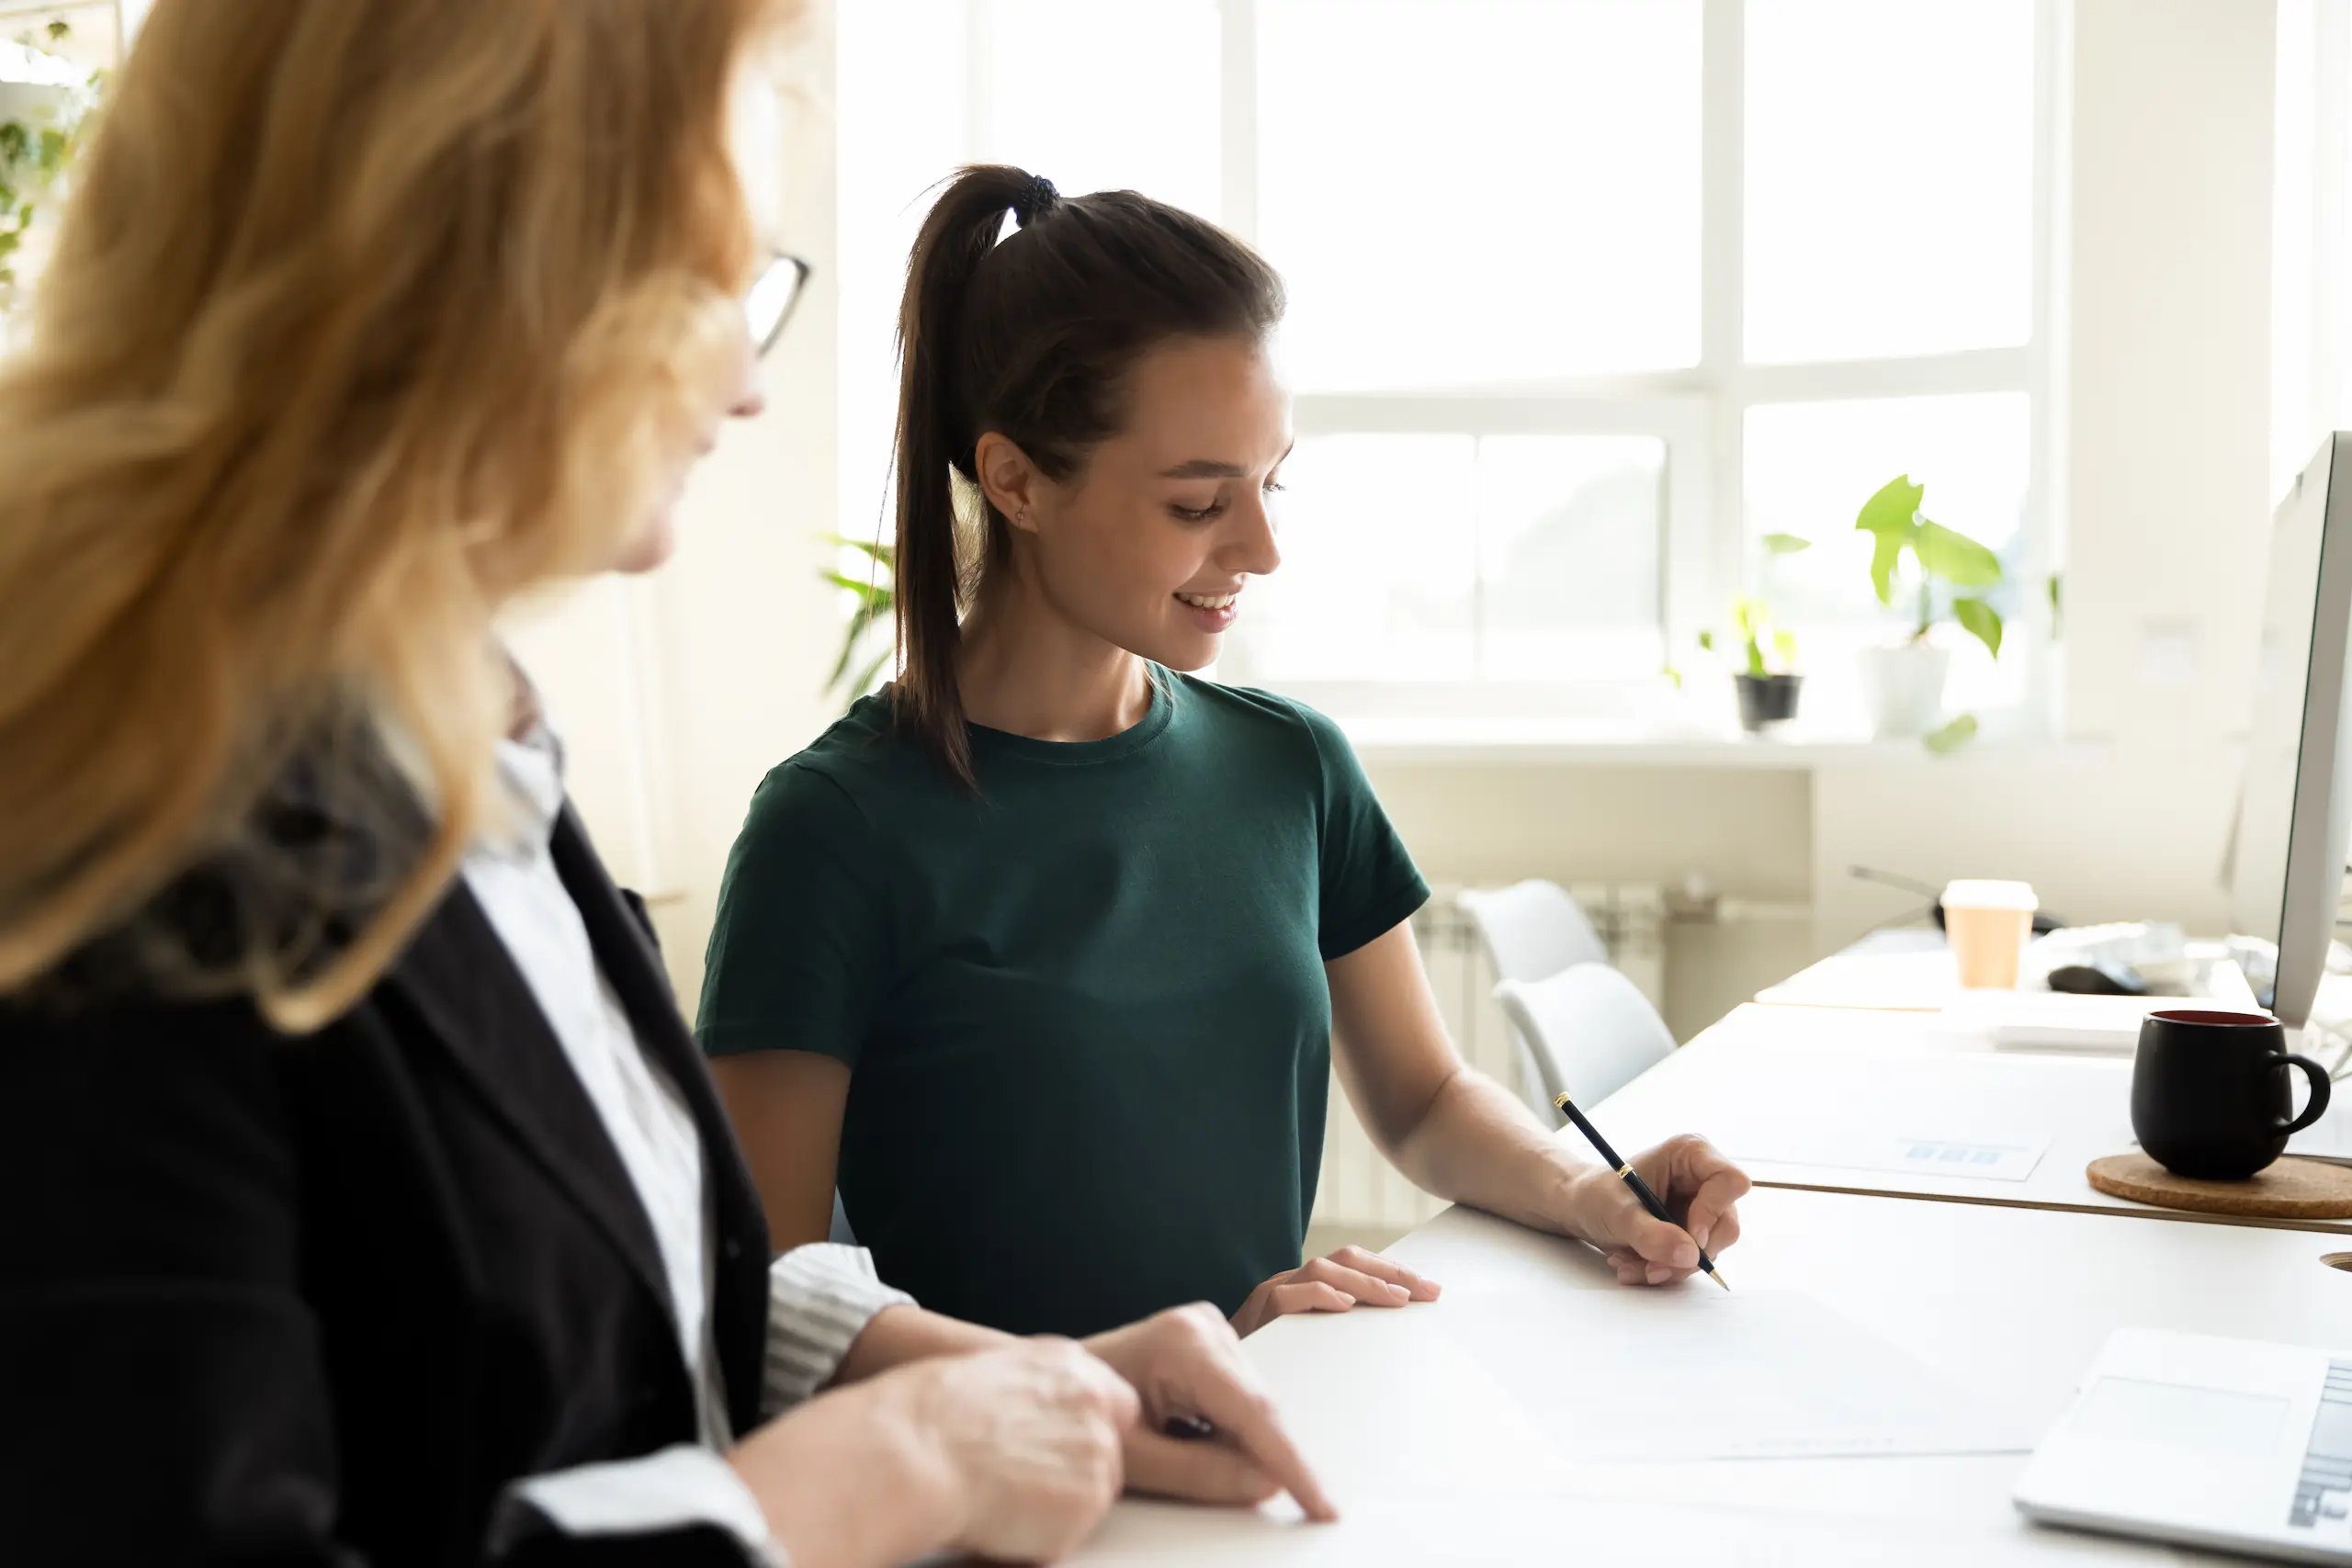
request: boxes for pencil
[1554,1092,1729,1292]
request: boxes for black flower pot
[1734,672,1803,733]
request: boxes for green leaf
[1952,596,2004,660]
[1772,628,1798,665]
[822,532,896,567]
[821,570,889,603]
[1662,664,1683,690]
[1854,474,1925,537]
[2047,572,2063,640]
[847,649,893,703]
[46,19,70,41]
[1855,475,1924,606]
[1696,629,1714,652]
[1761,532,1813,555]
[826,598,889,688]
[1867,527,1906,606]
[1923,714,1980,754]
[1913,521,2003,587]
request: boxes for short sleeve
[695,764,894,1066]
[1290,701,1430,961]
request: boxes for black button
[722,1238,743,1262]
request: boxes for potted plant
[1701,592,1803,734]
[0,20,98,323]
[1852,474,2005,748]
[821,532,894,710]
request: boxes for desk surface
[1072,1185,2352,1564]
[1590,1002,2352,1234]
[1758,928,1957,1010]
[1069,940,2352,1562]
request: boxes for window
[838,0,2057,735]
[1221,432,1668,688]
[1744,2,2034,365]
[1256,2,1702,389]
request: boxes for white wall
[508,1,847,1009]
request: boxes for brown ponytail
[889,166,1283,787]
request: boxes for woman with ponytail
[700,167,1753,1341]
[0,11,1329,1562]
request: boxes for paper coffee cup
[1942,879,2037,989]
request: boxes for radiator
[1311,883,1668,1232]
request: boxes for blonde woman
[0,3,1329,1564]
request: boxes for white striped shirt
[473,716,912,1564]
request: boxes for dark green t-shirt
[695,671,1428,1337]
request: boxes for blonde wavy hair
[0,0,782,1031]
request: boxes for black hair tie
[1014,174,1058,227]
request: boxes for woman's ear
[974,431,1045,534]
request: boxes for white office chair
[1455,880,1610,985]
[1494,962,1677,1122]
[1458,881,1616,1117]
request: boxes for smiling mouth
[1175,590,1240,610]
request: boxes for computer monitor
[2229,433,2352,1029]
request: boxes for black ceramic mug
[2131,1010,2334,1179]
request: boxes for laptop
[2015,1328,2352,1562]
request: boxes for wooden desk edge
[1747,1175,2352,1236]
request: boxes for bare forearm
[833,1303,1014,1388]
[1385,1066,1600,1239]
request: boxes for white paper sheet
[1440,1287,2032,1462]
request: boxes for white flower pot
[1860,643,1951,739]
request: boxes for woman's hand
[730,1338,1135,1568]
[909,1341,1136,1559]
[1563,1133,1751,1287]
[1083,1303,1339,1522]
[1227,1246,1442,1337]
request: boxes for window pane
[1259,0,1702,390]
[1220,433,1664,686]
[978,0,1222,221]
[1743,394,2030,710]
[1478,436,1666,679]
[1745,0,2034,363]
[1227,435,1478,683]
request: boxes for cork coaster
[2086,1152,2352,1219]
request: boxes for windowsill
[1338,713,2106,769]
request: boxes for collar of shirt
[485,694,568,863]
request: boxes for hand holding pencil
[1554,1094,1752,1290]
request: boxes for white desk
[1067,935,2352,1562]
[1072,1185,2352,1564]
[1589,1001,2352,1235]
[1758,928,1958,1010]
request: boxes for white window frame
[1201,0,2067,735]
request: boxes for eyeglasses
[745,252,812,358]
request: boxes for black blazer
[0,807,776,1565]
